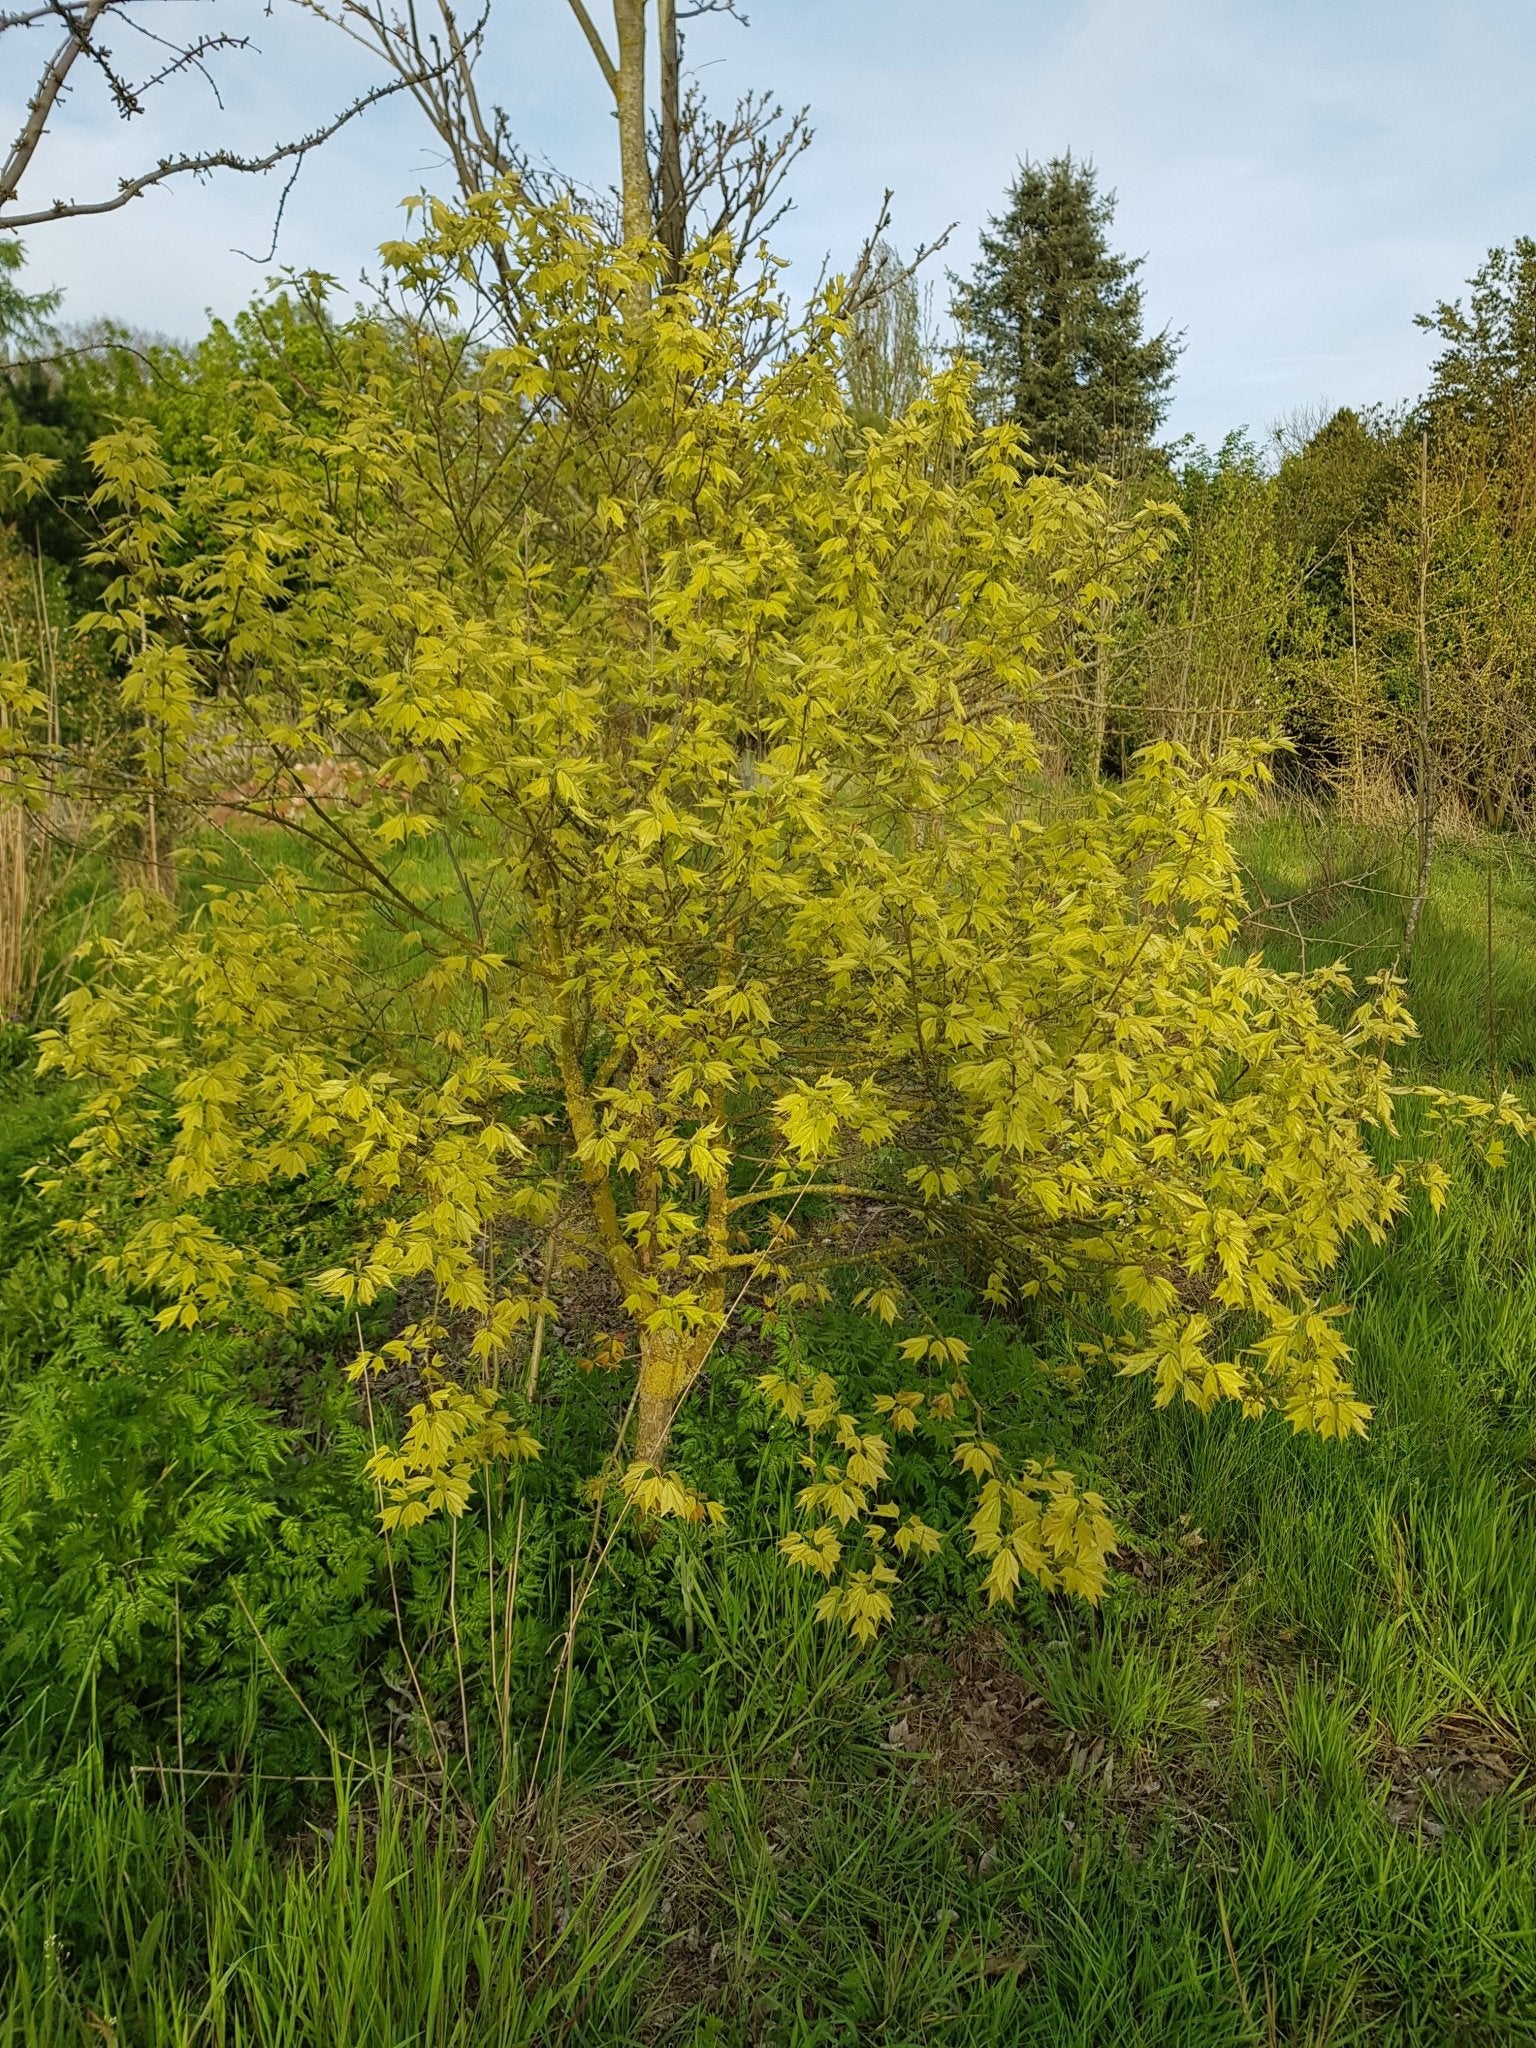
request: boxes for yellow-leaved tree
[39,190,1529,1634]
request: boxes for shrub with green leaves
[30,189,1530,1644]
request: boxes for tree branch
[563,0,617,98]
[727,1182,890,1214]
[1,0,457,233]
[1,0,114,216]
[0,68,428,231]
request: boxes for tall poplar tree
[954,153,1180,468]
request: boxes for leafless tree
[303,0,810,266]
[655,78,810,273]
[650,3,810,275]
[841,237,934,423]
[294,0,536,204]
[0,0,449,234]
[8,0,940,360]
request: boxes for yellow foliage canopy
[37,190,1531,1634]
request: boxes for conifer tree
[953,153,1179,468]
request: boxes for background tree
[1,241,146,1013]
[841,240,929,425]
[952,151,1180,469]
[1273,406,1407,613]
[1417,238,1536,436]
[1112,434,1295,763]
[1249,256,1536,844]
[0,238,59,351]
[2,324,163,597]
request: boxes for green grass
[4,803,1536,2044]
[0,1762,666,2046]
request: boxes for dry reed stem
[0,795,28,1018]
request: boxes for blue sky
[7,0,1536,444]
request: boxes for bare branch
[657,81,812,273]
[296,0,548,209]
[123,29,251,104]
[0,6,78,28]
[0,66,433,231]
[230,148,308,265]
[563,0,617,98]
[843,190,955,319]
[2,0,115,216]
[1,0,458,234]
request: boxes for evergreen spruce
[954,153,1180,467]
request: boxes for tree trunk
[612,0,652,245]
[0,789,26,1020]
[656,0,685,276]
[1090,595,1110,777]
[1403,433,1435,971]
[1345,539,1366,810]
[634,1324,693,1466]
[1485,839,1499,1096]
